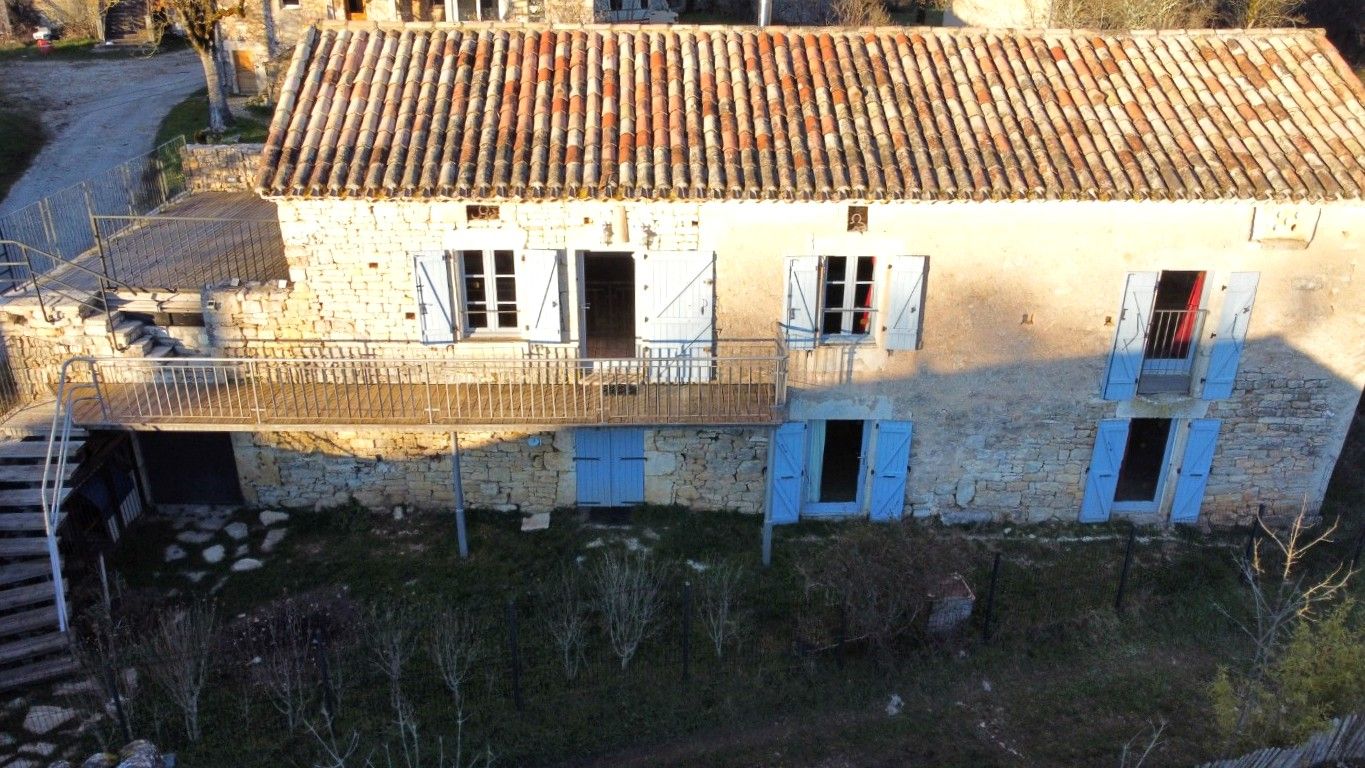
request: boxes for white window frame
[457,249,520,336]
[819,255,878,341]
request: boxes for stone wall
[230,425,768,513]
[182,144,262,193]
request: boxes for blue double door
[575,428,646,507]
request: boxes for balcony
[1136,309,1207,395]
[65,342,788,430]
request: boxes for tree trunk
[0,0,13,39]
[197,48,236,134]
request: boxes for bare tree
[33,0,120,39]
[150,0,244,133]
[429,608,482,710]
[1118,719,1167,768]
[827,0,888,25]
[1049,0,1217,28]
[591,552,664,670]
[260,599,316,733]
[367,605,422,768]
[66,606,142,750]
[696,562,744,659]
[142,602,218,742]
[543,568,589,681]
[1215,506,1355,739]
[1224,0,1303,26]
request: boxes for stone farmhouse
[0,22,1362,687]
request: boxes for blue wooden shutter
[1080,419,1130,523]
[415,252,455,344]
[515,249,564,342]
[869,420,912,521]
[882,257,927,351]
[1103,272,1157,400]
[574,429,611,507]
[1170,419,1220,524]
[609,428,646,506]
[768,422,806,525]
[782,256,820,349]
[1203,272,1259,400]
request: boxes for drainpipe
[451,431,469,558]
[756,0,770,26]
[760,424,777,567]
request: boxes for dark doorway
[344,0,366,19]
[1114,418,1173,503]
[137,432,244,505]
[1145,270,1205,359]
[583,252,635,358]
[818,420,864,503]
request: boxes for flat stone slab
[230,558,263,572]
[233,544,248,558]
[184,571,207,584]
[520,512,551,532]
[20,742,55,756]
[202,544,225,564]
[261,528,287,552]
[259,511,289,526]
[23,705,76,735]
[176,531,213,545]
[163,545,186,563]
[224,522,249,541]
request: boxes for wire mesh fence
[0,137,187,291]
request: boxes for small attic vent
[847,205,868,233]
[466,204,500,222]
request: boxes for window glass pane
[467,311,488,329]
[465,277,486,304]
[852,311,871,335]
[496,277,517,304]
[854,282,874,310]
[826,256,846,285]
[855,256,875,282]
[461,251,484,276]
[498,310,518,328]
[825,283,845,309]
[493,250,515,276]
[822,311,844,335]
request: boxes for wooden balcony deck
[71,379,782,429]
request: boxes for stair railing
[40,357,103,634]
[0,239,142,352]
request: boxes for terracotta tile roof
[256,23,1365,202]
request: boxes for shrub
[591,552,665,670]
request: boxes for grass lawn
[0,99,45,203]
[96,501,1285,768]
[0,36,99,61]
[154,88,271,147]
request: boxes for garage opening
[137,432,244,505]
[1114,418,1173,503]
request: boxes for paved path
[0,49,202,213]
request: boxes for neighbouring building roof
[257,23,1365,203]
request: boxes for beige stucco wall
[223,196,1364,526]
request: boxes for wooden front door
[231,50,259,95]
[574,428,645,508]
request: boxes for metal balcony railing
[62,342,789,429]
[1138,308,1208,394]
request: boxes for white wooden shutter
[783,256,820,349]
[515,249,564,343]
[414,252,455,344]
[635,250,715,382]
[882,256,928,351]
[1103,272,1158,401]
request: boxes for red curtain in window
[1173,272,1205,353]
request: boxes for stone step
[0,631,67,666]
[0,604,61,639]
[0,440,82,460]
[0,581,54,612]
[0,513,47,532]
[0,653,78,692]
[0,561,51,587]
[145,343,175,359]
[0,538,50,557]
[0,464,75,484]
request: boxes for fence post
[1115,525,1136,614]
[312,626,337,719]
[681,581,692,682]
[836,606,847,670]
[1349,526,1365,572]
[102,659,133,743]
[981,551,1002,643]
[505,598,523,712]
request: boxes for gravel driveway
[0,48,202,212]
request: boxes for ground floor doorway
[574,427,644,508]
[1113,417,1175,512]
[805,420,867,516]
